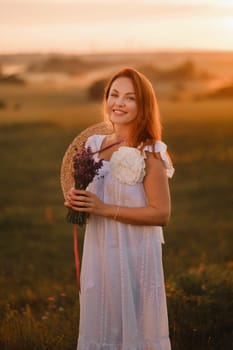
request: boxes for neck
[113,124,131,142]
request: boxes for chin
[110,116,135,125]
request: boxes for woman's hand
[64,188,107,216]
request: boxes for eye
[110,92,118,97]
[127,96,135,100]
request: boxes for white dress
[77,135,174,350]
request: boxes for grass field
[0,65,233,349]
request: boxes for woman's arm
[65,153,171,226]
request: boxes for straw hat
[60,122,113,199]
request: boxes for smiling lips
[112,109,127,115]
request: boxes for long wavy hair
[103,67,162,149]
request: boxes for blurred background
[0,1,233,349]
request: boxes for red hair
[103,67,162,149]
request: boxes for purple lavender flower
[67,145,103,226]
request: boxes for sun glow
[0,0,233,53]
[224,18,233,29]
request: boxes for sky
[1,0,233,54]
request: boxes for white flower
[109,146,145,185]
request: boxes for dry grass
[0,83,233,128]
[0,51,233,349]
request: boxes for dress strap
[143,141,175,178]
[85,134,125,156]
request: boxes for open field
[0,51,233,349]
[0,83,233,127]
[1,50,233,127]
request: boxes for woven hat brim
[60,122,113,199]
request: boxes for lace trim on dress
[143,141,175,178]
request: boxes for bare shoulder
[143,150,170,210]
[144,151,166,172]
[145,152,167,182]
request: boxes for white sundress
[77,134,174,350]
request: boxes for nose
[115,97,125,106]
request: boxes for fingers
[64,200,72,208]
[66,190,93,210]
[72,188,87,195]
[64,189,101,214]
[73,196,92,208]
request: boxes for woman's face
[106,77,138,126]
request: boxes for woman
[65,67,174,350]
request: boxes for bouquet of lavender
[66,145,103,226]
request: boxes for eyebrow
[111,89,136,95]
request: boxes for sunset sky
[1,0,233,54]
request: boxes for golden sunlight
[0,0,232,53]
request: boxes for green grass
[0,123,81,349]
[0,89,233,349]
